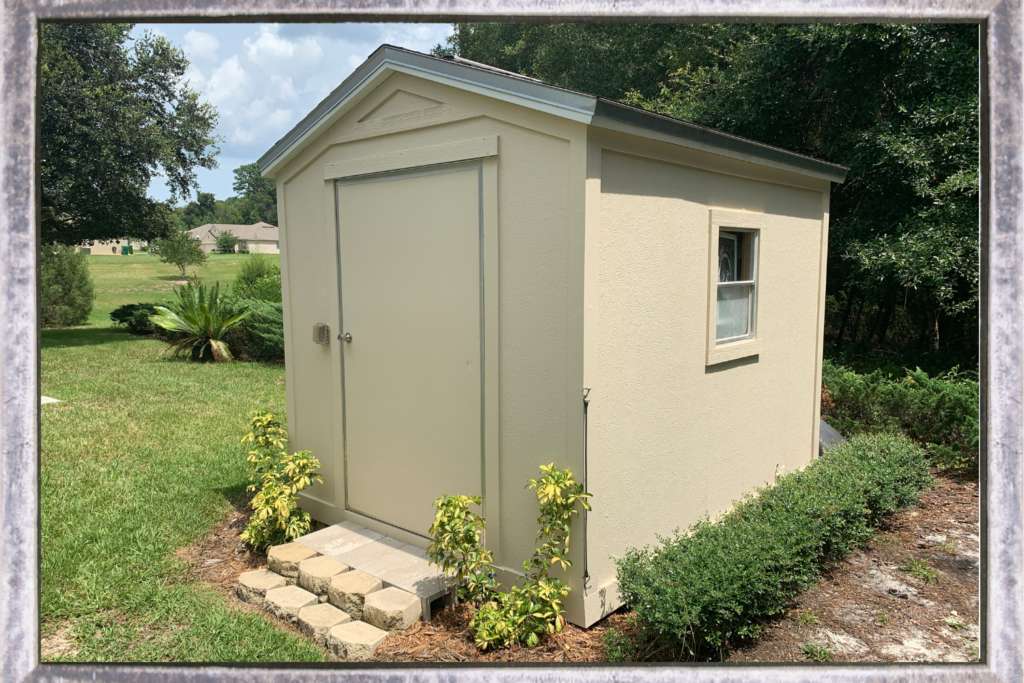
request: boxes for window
[706,209,766,366]
[716,230,758,343]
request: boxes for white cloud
[146,22,453,201]
[183,30,219,65]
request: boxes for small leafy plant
[426,495,495,606]
[427,464,591,651]
[468,464,591,650]
[798,610,820,627]
[945,613,967,630]
[899,556,941,584]
[239,411,324,550]
[876,612,891,625]
[802,642,833,662]
[935,539,960,554]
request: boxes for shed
[258,45,848,628]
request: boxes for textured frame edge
[2,2,1017,683]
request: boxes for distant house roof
[258,44,849,184]
[187,222,279,242]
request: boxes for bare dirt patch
[41,621,80,660]
[727,471,980,663]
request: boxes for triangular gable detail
[358,90,444,123]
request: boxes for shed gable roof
[258,45,848,184]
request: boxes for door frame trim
[328,151,501,562]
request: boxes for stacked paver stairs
[236,520,448,661]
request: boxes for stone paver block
[327,570,382,621]
[236,569,287,605]
[297,603,351,647]
[296,523,384,557]
[363,586,422,631]
[264,585,318,623]
[326,621,388,661]
[298,556,350,595]
[268,543,319,578]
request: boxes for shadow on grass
[42,327,148,349]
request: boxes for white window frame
[706,209,768,366]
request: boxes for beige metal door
[336,164,483,537]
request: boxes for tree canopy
[40,23,220,246]
[174,163,278,230]
[437,24,979,364]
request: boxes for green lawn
[41,256,325,662]
[86,252,277,325]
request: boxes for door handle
[338,332,352,343]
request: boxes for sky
[132,23,454,204]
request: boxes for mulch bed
[179,470,978,664]
[727,470,980,663]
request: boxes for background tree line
[435,24,979,371]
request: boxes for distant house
[83,238,148,255]
[187,222,280,254]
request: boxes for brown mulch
[180,470,978,664]
[727,470,980,663]
[374,605,628,663]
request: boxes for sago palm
[150,281,249,362]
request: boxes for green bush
[615,433,930,661]
[427,495,496,606]
[40,243,94,326]
[223,298,284,362]
[109,303,162,335]
[233,252,281,302]
[239,411,323,550]
[822,360,979,468]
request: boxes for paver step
[238,524,454,661]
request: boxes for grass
[801,642,833,662]
[41,254,324,662]
[797,610,819,627]
[85,253,277,326]
[899,556,942,584]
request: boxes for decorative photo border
[1,2,1015,682]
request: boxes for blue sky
[133,23,454,204]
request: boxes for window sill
[706,338,762,366]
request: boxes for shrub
[615,433,930,661]
[822,360,979,468]
[223,298,284,362]
[40,243,94,326]
[233,252,281,302]
[149,281,249,362]
[240,411,323,550]
[109,303,162,335]
[216,231,239,254]
[454,464,590,650]
[427,495,496,606]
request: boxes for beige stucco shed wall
[270,66,832,627]
[578,128,831,621]
[272,71,589,608]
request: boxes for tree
[157,230,207,279]
[441,23,979,363]
[232,163,278,225]
[40,24,220,246]
[216,231,240,254]
[40,244,94,326]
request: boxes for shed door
[336,164,482,537]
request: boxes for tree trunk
[836,290,856,348]
[851,297,866,344]
[875,297,896,347]
[932,308,941,352]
